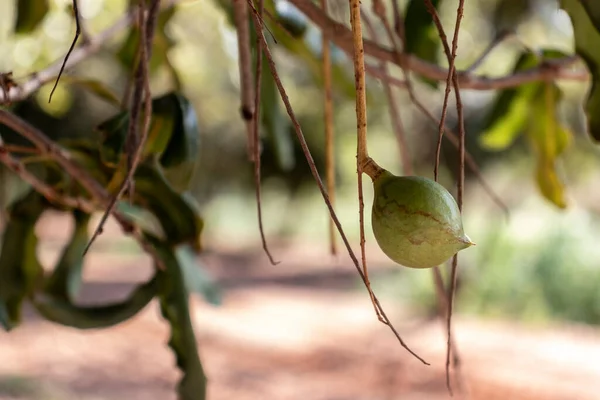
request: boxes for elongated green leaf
[0,164,38,212]
[561,0,600,141]
[116,201,165,240]
[492,0,534,34]
[34,276,158,329]
[97,111,130,168]
[43,211,91,301]
[117,6,177,73]
[480,50,569,150]
[175,245,221,306]
[404,0,441,87]
[276,2,308,38]
[526,83,571,208]
[59,76,122,108]
[262,0,356,98]
[250,24,295,171]
[479,84,537,150]
[96,92,196,171]
[14,0,49,34]
[0,191,46,331]
[133,163,203,247]
[157,93,200,168]
[578,0,600,31]
[150,236,206,400]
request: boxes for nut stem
[362,156,384,181]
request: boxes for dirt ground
[1,213,600,400]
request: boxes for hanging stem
[321,0,337,256]
[348,0,384,321]
[233,0,256,162]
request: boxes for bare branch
[49,0,82,103]
[248,1,428,365]
[1,1,180,105]
[251,0,279,265]
[321,0,337,256]
[362,8,412,176]
[286,0,587,90]
[234,0,257,161]
[0,137,96,212]
[85,0,161,255]
[0,109,167,271]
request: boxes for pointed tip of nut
[460,234,476,248]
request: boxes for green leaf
[117,6,177,73]
[561,0,600,141]
[492,0,534,34]
[43,210,91,301]
[97,111,130,168]
[0,191,46,331]
[276,3,308,38]
[150,236,206,400]
[251,27,295,171]
[480,50,569,150]
[0,164,39,212]
[96,92,197,173]
[578,0,600,31]
[175,245,221,306]
[133,163,203,248]
[116,201,165,240]
[157,92,200,169]
[14,0,49,34]
[404,0,441,88]
[526,84,571,208]
[262,0,356,99]
[59,76,122,108]
[479,84,537,150]
[34,275,158,329]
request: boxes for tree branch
[0,110,166,270]
[0,136,96,212]
[287,0,587,90]
[0,0,179,105]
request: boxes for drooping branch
[0,109,166,270]
[286,0,587,90]
[0,136,96,212]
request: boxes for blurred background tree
[1,0,600,399]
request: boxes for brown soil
[1,213,599,400]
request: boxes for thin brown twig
[0,137,96,212]
[423,0,467,393]
[234,0,257,162]
[349,0,384,322]
[0,110,166,270]
[0,0,179,105]
[362,8,411,176]
[49,0,82,103]
[423,0,455,182]
[2,144,40,154]
[448,3,467,395]
[247,3,427,365]
[286,0,587,89]
[374,1,466,393]
[321,0,337,256]
[85,0,160,255]
[251,0,278,265]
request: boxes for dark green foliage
[14,0,49,34]
[561,0,600,142]
[0,89,216,398]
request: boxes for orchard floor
[1,213,600,400]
